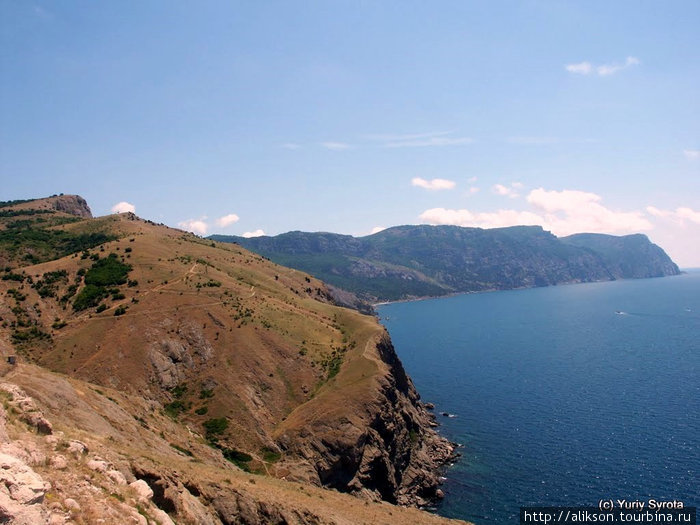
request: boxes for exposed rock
[0,383,53,435]
[277,333,456,507]
[86,458,110,473]
[106,469,127,485]
[63,498,80,511]
[129,479,153,501]
[0,451,50,524]
[50,455,68,470]
[66,441,88,457]
[49,195,92,218]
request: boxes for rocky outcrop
[48,194,93,218]
[277,333,456,507]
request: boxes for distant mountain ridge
[210,225,680,304]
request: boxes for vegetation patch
[219,447,252,471]
[73,254,132,311]
[84,253,131,286]
[203,417,229,441]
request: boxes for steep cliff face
[561,233,680,278]
[276,331,455,507]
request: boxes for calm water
[377,271,699,524]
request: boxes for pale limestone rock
[0,452,50,505]
[63,498,80,511]
[48,512,66,525]
[66,441,88,457]
[151,507,176,525]
[129,479,153,501]
[86,458,109,472]
[106,469,127,485]
[50,455,68,470]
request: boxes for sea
[377,270,699,524]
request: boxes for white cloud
[419,208,544,229]
[282,143,301,150]
[242,229,266,238]
[566,56,640,77]
[178,219,208,236]
[646,206,671,218]
[467,176,478,183]
[565,61,593,75]
[419,187,652,237]
[111,201,135,214]
[215,213,240,228]
[370,226,386,234]
[467,186,480,195]
[677,207,700,224]
[412,177,457,191]
[526,188,651,235]
[492,183,521,198]
[683,149,700,159]
[648,205,700,225]
[321,142,352,151]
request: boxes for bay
[377,271,700,524]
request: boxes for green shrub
[114,305,127,316]
[73,284,108,311]
[203,417,229,439]
[84,254,131,286]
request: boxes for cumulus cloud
[419,208,543,229]
[566,56,640,76]
[527,188,652,235]
[683,149,700,159]
[111,201,135,214]
[419,187,652,236]
[321,142,352,151]
[492,183,521,198]
[242,229,266,238]
[647,205,700,225]
[412,177,456,191]
[215,213,240,228]
[178,219,208,236]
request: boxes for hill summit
[0,196,464,524]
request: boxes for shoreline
[371,272,685,309]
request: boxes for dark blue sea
[377,271,700,524]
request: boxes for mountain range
[210,225,680,307]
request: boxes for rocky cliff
[211,225,681,303]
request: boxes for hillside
[210,225,680,303]
[0,196,464,524]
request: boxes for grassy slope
[0,198,465,523]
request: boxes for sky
[1,1,699,266]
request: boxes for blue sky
[1,1,699,265]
